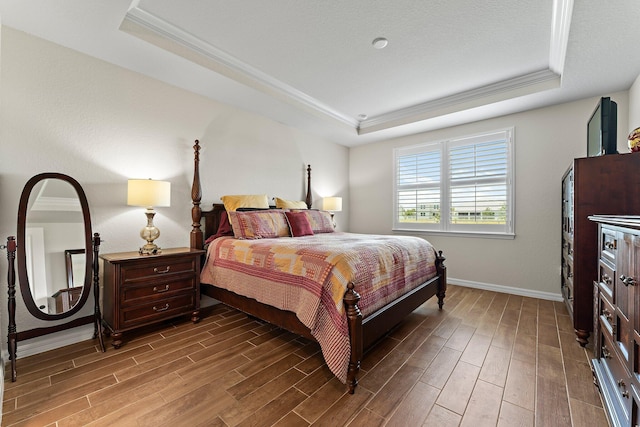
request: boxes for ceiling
[1,0,639,147]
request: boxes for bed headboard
[190,140,313,250]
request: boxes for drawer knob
[605,241,617,250]
[153,285,170,293]
[153,304,170,312]
[620,275,636,286]
[153,266,171,274]
[602,308,613,323]
[601,273,612,285]
[602,346,611,359]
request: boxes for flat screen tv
[587,97,617,157]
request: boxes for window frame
[393,128,515,239]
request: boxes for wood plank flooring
[2,285,609,426]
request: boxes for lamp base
[139,243,161,255]
[138,208,161,255]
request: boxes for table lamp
[127,179,171,255]
[323,196,342,227]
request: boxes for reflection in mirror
[65,249,85,288]
[24,179,86,314]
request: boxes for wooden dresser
[100,247,205,348]
[591,216,640,427]
[562,154,640,346]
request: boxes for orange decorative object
[628,127,640,152]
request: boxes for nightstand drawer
[120,293,196,328]
[121,277,196,306]
[121,259,196,282]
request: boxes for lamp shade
[127,179,171,207]
[323,196,342,212]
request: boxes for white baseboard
[1,324,96,363]
[448,277,564,302]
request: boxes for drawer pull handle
[605,241,617,250]
[153,304,169,312]
[602,308,613,323]
[602,346,611,359]
[153,285,170,293]
[601,273,612,285]
[620,275,636,286]
[154,266,171,274]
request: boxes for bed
[189,140,446,393]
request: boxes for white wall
[0,28,348,352]
[350,92,629,298]
[629,73,640,131]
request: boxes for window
[394,128,514,237]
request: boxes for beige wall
[629,73,640,131]
[0,28,348,343]
[350,92,629,298]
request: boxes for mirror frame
[17,173,92,320]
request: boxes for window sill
[392,228,516,240]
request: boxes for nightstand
[100,247,206,348]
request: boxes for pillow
[274,197,308,209]
[204,211,234,245]
[290,209,334,233]
[228,210,291,239]
[285,211,314,237]
[220,194,269,211]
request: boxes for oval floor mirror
[6,172,105,381]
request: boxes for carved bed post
[191,140,204,250]
[305,164,312,209]
[344,282,362,394]
[436,250,447,309]
[6,236,17,382]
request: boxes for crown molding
[357,69,561,134]
[121,1,572,135]
[549,0,574,74]
[31,196,81,212]
[121,7,358,129]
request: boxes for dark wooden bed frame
[188,140,446,393]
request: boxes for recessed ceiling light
[372,37,388,49]
[358,114,368,120]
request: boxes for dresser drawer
[120,293,197,328]
[598,291,615,336]
[598,261,615,301]
[600,227,618,265]
[120,277,196,306]
[600,331,632,418]
[121,259,196,282]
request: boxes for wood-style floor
[2,285,608,426]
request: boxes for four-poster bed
[189,140,446,393]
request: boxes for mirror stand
[5,234,105,382]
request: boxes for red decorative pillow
[285,211,314,237]
[205,211,234,244]
[289,209,335,233]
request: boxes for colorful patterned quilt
[201,232,438,382]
